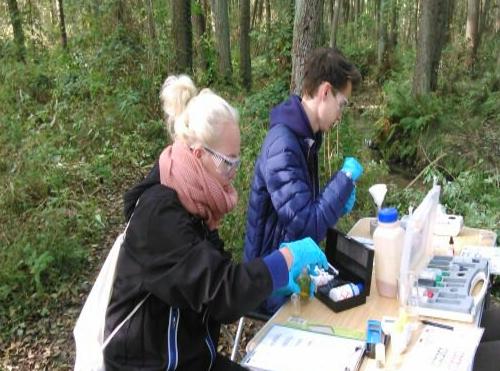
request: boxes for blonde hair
[159,75,239,147]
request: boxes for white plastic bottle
[329,283,364,302]
[373,207,404,298]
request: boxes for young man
[244,47,363,314]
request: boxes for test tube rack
[414,255,489,322]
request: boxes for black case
[316,228,375,312]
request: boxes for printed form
[241,324,365,371]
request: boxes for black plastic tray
[316,228,375,313]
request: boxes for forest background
[1,0,499,369]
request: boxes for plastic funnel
[369,184,387,210]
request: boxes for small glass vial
[297,267,311,300]
[291,293,301,315]
[448,236,455,256]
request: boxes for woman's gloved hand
[273,266,318,297]
[284,237,328,279]
[341,157,363,182]
[272,237,328,296]
[342,188,356,215]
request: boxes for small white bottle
[373,207,405,298]
[329,283,364,302]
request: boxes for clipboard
[240,324,365,371]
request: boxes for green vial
[298,267,311,299]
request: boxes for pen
[421,320,454,331]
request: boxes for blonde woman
[103,75,328,370]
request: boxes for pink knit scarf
[159,141,238,230]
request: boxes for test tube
[291,293,301,316]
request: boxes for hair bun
[159,75,197,128]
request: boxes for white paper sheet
[241,325,365,371]
[401,325,484,371]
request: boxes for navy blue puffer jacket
[243,95,354,313]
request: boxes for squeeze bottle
[373,207,404,298]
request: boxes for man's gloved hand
[342,188,356,215]
[341,157,363,182]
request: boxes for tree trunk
[430,0,452,90]
[414,0,420,47]
[240,0,251,90]
[291,0,324,95]
[193,0,209,73]
[211,0,232,82]
[265,0,271,34]
[479,0,491,38]
[412,0,451,96]
[330,0,341,47]
[389,0,399,50]
[377,0,388,67]
[251,0,264,29]
[466,0,480,68]
[146,0,156,40]
[413,0,434,97]
[57,0,68,49]
[343,0,350,23]
[496,0,500,34]
[7,0,26,62]
[50,0,58,25]
[251,0,260,29]
[172,0,193,73]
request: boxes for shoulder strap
[101,198,151,351]
[101,293,151,350]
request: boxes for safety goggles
[335,92,349,111]
[203,146,241,177]
[329,84,349,111]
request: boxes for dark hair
[302,47,361,97]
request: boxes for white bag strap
[101,292,151,350]
[101,199,151,351]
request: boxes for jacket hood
[270,95,322,148]
[123,162,160,221]
[269,95,314,138]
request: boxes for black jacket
[103,163,285,370]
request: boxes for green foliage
[250,0,293,82]
[384,167,499,241]
[0,14,171,338]
[375,80,445,167]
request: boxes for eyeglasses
[335,92,349,111]
[203,146,241,177]
[329,84,349,111]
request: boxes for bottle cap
[355,283,364,295]
[378,207,399,223]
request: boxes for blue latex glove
[272,238,328,297]
[341,157,363,182]
[281,237,328,281]
[342,188,356,215]
[272,266,317,297]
